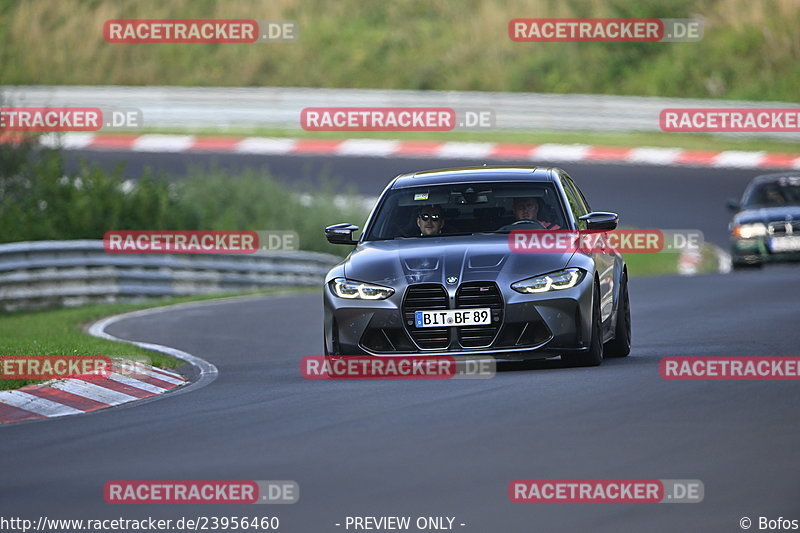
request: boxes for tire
[732,261,763,270]
[566,281,603,367]
[604,271,631,358]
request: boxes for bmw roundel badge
[446,276,458,285]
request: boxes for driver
[417,205,445,236]
[511,197,561,229]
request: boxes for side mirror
[726,199,740,212]
[579,212,619,231]
[325,223,359,245]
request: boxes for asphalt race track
[62,149,769,245]
[2,268,800,532]
[2,150,798,532]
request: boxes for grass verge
[1,0,798,102]
[624,243,724,277]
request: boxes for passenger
[511,197,561,229]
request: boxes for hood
[732,205,800,226]
[343,234,575,286]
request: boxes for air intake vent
[456,282,503,348]
[403,284,449,349]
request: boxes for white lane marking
[89,299,222,395]
[235,137,296,154]
[436,142,495,159]
[149,367,184,379]
[627,147,683,165]
[0,390,83,417]
[114,363,185,385]
[713,151,766,168]
[107,373,167,394]
[49,379,138,405]
[532,143,590,161]
[336,139,400,156]
[132,135,195,152]
[39,132,96,149]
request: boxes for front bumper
[731,237,800,265]
[324,278,594,361]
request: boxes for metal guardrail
[0,240,340,311]
[2,86,798,139]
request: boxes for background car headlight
[330,278,394,300]
[511,268,586,294]
[732,223,767,239]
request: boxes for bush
[0,143,368,256]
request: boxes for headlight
[732,223,767,239]
[329,278,394,300]
[511,268,585,294]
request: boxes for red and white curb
[0,299,223,425]
[678,244,732,276]
[2,133,798,170]
[0,361,186,424]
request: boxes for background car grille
[455,282,503,348]
[403,284,449,349]
[768,221,800,235]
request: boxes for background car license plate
[415,308,491,328]
[769,236,800,252]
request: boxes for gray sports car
[323,166,630,366]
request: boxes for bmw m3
[323,166,630,367]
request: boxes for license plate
[769,236,800,252]
[414,308,491,328]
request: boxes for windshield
[743,177,800,208]
[364,182,567,240]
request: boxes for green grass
[135,126,800,154]
[624,251,679,276]
[1,0,798,101]
[623,242,725,277]
[0,288,315,391]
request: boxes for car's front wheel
[566,281,603,367]
[604,271,631,358]
[732,260,763,270]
